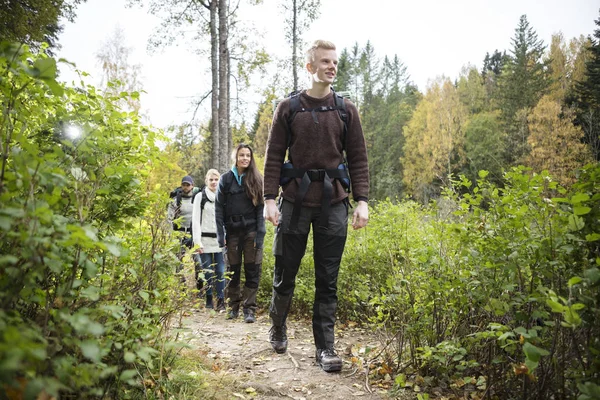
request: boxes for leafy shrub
[0,42,192,398]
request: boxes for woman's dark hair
[234,143,263,206]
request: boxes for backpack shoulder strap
[286,92,302,151]
[333,90,348,153]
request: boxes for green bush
[0,42,192,399]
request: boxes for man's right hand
[264,199,279,226]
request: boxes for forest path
[181,305,397,400]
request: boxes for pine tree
[574,10,600,160]
[498,14,550,165]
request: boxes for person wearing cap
[168,175,200,279]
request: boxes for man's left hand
[351,200,369,230]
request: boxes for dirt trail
[182,306,391,400]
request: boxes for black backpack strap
[199,186,214,222]
[283,90,351,232]
[285,92,302,160]
[333,91,348,154]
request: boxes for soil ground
[181,304,395,400]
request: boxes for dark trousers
[226,230,263,311]
[270,199,348,350]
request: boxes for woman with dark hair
[215,144,265,323]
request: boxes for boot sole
[319,361,342,372]
[271,343,287,354]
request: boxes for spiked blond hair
[305,40,336,64]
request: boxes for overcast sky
[57,0,599,129]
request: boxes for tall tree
[130,0,266,172]
[546,32,569,102]
[280,0,320,92]
[166,124,208,183]
[402,78,468,202]
[457,65,487,114]
[526,96,593,185]
[573,11,600,160]
[0,0,85,51]
[335,48,354,92]
[463,111,505,184]
[95,27,143,113]
[481,49,507,108]
[251,86,278,157]
[218,0,230,170]
[498,14,550,165]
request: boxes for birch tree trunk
[218,0,229,172]
[210,0,219,170]
[292,0,298,92]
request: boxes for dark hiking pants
[226,230,263,312]
[270,199,348,350]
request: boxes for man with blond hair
[263,40,369,372]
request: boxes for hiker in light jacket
[192,169,225,311]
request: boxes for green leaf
[0,255,19,265]
[0,216,11,230]
[135,346,158,362]
[119,369,138,381]
[124,351,136,363]
[498,332,515,341]
[567,277,582,287]
[586,233,600,242]
[568,214,585,232]
[81,285,100,301]
[584,268,600,284]
[573,206,592,216]
[80,340,102,362]
[104,242,121,256]
[546,298,565,313]
[34,58,57,79]
[571,193,590,204]
[523,342,549,363]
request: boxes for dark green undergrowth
[260,167,600,399]
[0,42,220,399]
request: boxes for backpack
[168,186,200,230]
[280,89,351,231]
[286,89,348,161]
[191,186,213,223]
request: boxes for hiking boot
[216,298,226,312]
[206,295,213,309]
[269,325,287,354]
[226,309,239,320]
[243,309,256,323]
[316,348,342,372]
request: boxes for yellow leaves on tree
[526,95,593,185]
[402,78,468,200]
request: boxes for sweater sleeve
[191,192,203,248]
[263,100,289,199]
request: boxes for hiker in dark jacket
[215,144,265,323]
[263,40,369,372]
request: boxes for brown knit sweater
[264,90,369,207]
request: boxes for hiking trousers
[226,230,263,312]
[270,199,348,350]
